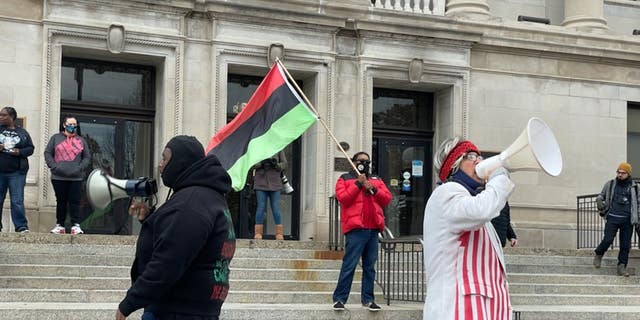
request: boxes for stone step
[0,288,378,305]
[0,302,423,320]
[511,293,640,306]
[220,303,423,320]
[232,257,342,269]
[0,303,143,320]
[0,289,125,303]
[0,257,344,277]
[507,264,636,275]
[0,264,130,277]
[512,305,640,320]
[507,273,640,285]
[0,276,130,290]
[0,253,133,266]
[510,282,640,295]
[506,254,624,267]
[225,291,377,304]
[231,279,357,292]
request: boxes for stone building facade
[0,0,639,248]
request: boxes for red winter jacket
[335,171,392,235]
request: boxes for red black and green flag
[206,63,317,191]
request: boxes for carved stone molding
[40,27,184,205]
[106,24,125,54]
[408,58,423,83]
[268,42,285,66]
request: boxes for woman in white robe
[423,137,514,320]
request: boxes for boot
[617,264,629,277]
[593,254,603,268]
[275,224,284,240]
[254,224,263,240]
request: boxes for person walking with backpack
[594,162,639,277]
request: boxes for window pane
[61,66,78,100]
[373,88,433,131]
[628,105,640,173]
[374,96,417,127]
[82,69,144,106]
[227,75,262,121]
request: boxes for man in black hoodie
[116,135,236,320]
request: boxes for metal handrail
[376,237,425,305]
[576,193,640,249]
[329,195,525,319]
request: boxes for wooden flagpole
[274,58,361,174]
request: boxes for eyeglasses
[617,171,629,175]
[463,153,483,162]
[356,159,371,165]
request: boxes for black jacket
[491,202,517,248]
[119,155,236,317]
[0,126,34,174]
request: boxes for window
[61,58,155,112]
[628,103,640,173]
[373,88,433,132]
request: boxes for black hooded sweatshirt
[119,151,236,318]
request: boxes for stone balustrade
[371,0,445,15]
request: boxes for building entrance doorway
[60,57,155,234]
[225,73,302,240]
[372,87,434,237]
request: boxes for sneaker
[70,224,84,235]
[50,224,66,234]
[332,301,345,311]
[363,302,381,312]
[593,254,603,268]
[617,264,630,277]
[18,229,29,234]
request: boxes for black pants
[51,179,83,225]
[595,216,633,266]
[143,313,218,320]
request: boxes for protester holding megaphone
[116,135,235,320]
[423,137,515,320]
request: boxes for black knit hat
[160,135,205,188]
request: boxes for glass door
[226,73,302,240]
[71,114,153,234]
[373,137,431,237]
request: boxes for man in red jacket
[332,151,392,312]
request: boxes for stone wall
[0,0,638,248]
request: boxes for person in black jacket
[491,202,518,248]
[116,135,236,320]
[0,106,34,233]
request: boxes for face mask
[65,125,76,134]
[356,161,370,174]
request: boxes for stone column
[445,0,490,18]
[562,0,608,30]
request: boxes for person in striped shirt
[423,137,515,320]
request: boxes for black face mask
[161,136,205,188]
[356,160,370,174]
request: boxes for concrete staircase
[505,247,640,319]
[1,234,640,319]
[0,233,421,320]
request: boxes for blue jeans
[255,190,282,224]
[595,215,633,265]
[332,229,379,304]
[0,171,28,232]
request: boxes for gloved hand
[488,166,509,181]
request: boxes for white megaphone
[86,169,158,210]
[475,117,563,179]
